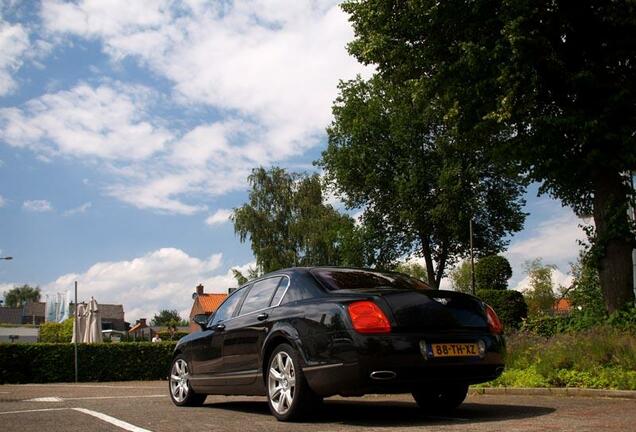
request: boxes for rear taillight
[347,300,391,334]
[485,304,504,334]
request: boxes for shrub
[0,342,176,383]
[477,289,528,329]
[39,319,74,343]
[474,255,512,291]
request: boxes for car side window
[269,277,289,306]
[210,288,246,326]
[239,277,282,316]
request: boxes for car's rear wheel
[169,355,206,407]
[412,384,469,413]
[266,343,321,421]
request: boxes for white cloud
[506,211,587,265]
[0,82,171,160]
[0,18,29,96]
[37,1,369,213]
[44,247,253,322]
[0,194,5,207]
[206,208,233,225]
[23,199,53,212]
[63,202,92,216]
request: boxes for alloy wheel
[268,351,296,415]
[170,358,190,403]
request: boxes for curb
[471,387,636,400]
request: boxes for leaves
[232,167,365,273]
[320,74,526,287]
[3,284,41,308]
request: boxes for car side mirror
[193,314,210,330]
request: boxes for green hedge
[477,289,528,330]
[0,342,176,384]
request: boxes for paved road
[1,381,634,431]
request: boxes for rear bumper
[302,331,505,397]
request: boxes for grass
[480,326,636,390]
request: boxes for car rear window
[311,268,429,291]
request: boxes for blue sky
[0,1,587,321]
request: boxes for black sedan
[169,267,505,421]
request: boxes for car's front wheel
[266,343,321,421]
[412,384,469,413]
[169,355,206,407]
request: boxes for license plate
[430,343,479,357]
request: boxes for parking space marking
[72,407,153,432]
[23,394,166,402]
[24,397,64,402]
[0,407,154,432]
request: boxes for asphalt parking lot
[1,381,634,432]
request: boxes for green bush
[477,289,528,329]
[521,307,636,336]
[0,342,176,383]
[39,319,74,343]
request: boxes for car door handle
[215,323,226,331]
[256,313,269,321]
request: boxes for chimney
[196,284,204,296]
[139,318,146,326]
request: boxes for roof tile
[197,293,228,314]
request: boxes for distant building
[189,284,227,333]
[0,307,23,325]
[129,318,153,340]
[23,301,46,325]
[70,302,126,331]
[554,298,572,315]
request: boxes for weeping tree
[320,76,526,287]
[340,0,636,311]
[232,167,365,273]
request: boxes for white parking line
[24,395,166,402]
[73,408,153,432]
[0,407,154,432]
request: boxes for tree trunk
[420,234,438,289]
[593,171,635,314]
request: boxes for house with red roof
[189,284,228,333]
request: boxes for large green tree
[232,167,365,273]
[340,0,636,311]
[321,75,526,288]
[3,284,41,308]
[475,255,513,291]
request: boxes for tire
[412,384,469,413]
[169,355,206,407]
[266,343,322,421]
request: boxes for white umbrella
[83,298,103,344]
[71,303,87,343]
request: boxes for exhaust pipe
[369,370,396,380]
